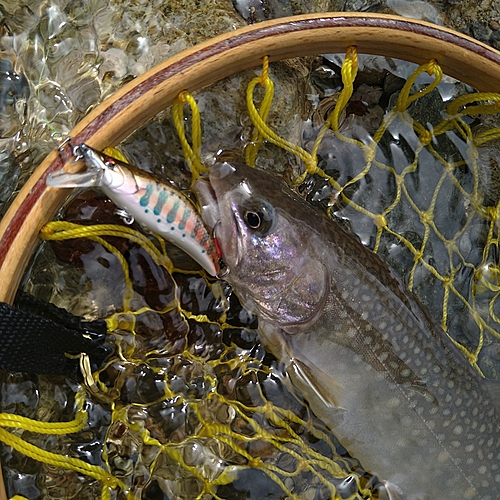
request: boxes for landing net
[1,47,500,499]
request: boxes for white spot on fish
[347,328,357,338]
[401,415,413,427]
[378,352,389,362]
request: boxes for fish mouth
[193,164,246,268]
[193,176,220,230]
[193,163,241,231]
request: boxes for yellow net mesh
[2,46,500,499]
[36,217,381,498]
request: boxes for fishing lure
[47,143,224,277]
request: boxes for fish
[47,144,222,277]
[193,161,500,500]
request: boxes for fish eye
[241,200,274,235]
[244,210,262,228]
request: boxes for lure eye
[104,158,117,169]
[241,200,274,235]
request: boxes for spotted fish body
[194,162,500,500]
[47,145,220,276]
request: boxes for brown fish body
[194,162,500,500]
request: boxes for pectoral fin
[380,481,409,500]
[289,356,345,410]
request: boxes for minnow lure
[47,144,224,277]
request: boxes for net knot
[419,210,434,225]
[304,157,318,175]
[419,129,433,146]
[373,214,388,230]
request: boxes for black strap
[0,291,109,380]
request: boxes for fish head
[194,162,329,326]
[78,145,138,194]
